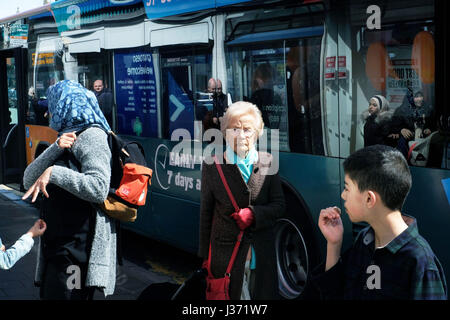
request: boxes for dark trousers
[397,136,410,159]
[40,255,95,300]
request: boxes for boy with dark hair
[313,145,447,300]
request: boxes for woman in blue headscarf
[46,79,111,134]
[22,80,116,300]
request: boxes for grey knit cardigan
[23,127,116,297]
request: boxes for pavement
[0,184,180,300]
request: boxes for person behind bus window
[93,79,113,127]
[210,78,228,129]
[34,98,49,127]
[286,46,304,153]
[195,78,215,132]
[199,101,285,300]
[22,80,116,300]
[313,145,447,300]
[360,95,394,147]
[250,63,282,129]
[27,87,37,124]
[390,90,435,157]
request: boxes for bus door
[0,47,27,186]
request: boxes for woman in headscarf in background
[22,80,116,300]
[360,95,394,147]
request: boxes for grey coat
[199,152,285,300]
[23,127,116,296]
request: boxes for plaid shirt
[312,215,448,300]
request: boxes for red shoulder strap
[207,156,244,277]
[207,231,244,277]
[213,156,239,212]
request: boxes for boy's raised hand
[318,207,344,245]
[26,219,47,238]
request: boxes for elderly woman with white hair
[198,101,285,300]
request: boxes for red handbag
[205,156,244,300]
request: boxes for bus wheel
[275,187,318,299]
[275,218,309,299]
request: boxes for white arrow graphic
[169,94,185,122]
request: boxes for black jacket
[41,150,95,263]
[94,89,113,126]
[212,93,227,119]
[361,110,394,147]
[390,102,434,135]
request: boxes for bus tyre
[275,187,318,300]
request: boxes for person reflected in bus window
[390,90,435,157]
[93,79,113,127]
[199,101,285,300]
[27,87,37,124]
[211,78,228,129]
[195,78,215,132]
[313,145,447,300]
[33,97,49,126]
[22,80,116,300]
[360,95,394,147]
[250,63,282,130]
[286,46,304,152]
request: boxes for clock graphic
[154,144,170,190]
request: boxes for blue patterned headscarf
[47,80,111,134]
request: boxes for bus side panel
[403,167,450,278]
[278,153,353,260]
[122,191,200,254]
[25,124,58,165]
[121,136,201,254]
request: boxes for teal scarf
[225,145,258,183]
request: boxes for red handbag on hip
[205,156,244,300]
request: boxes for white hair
[220,101,264,138]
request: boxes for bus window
[226,40,324,154]
[225,4,326,155]
[75,53,109,90]
[342,0,445,168]
[227,45,289,151]
[161,49,212,140]
[27,36,64,126]
[6,57,17,125]
[286,39,323,154]
[76,52,113,128]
